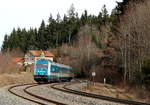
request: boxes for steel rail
[24,84,67,105]
[8,83,66,105]
[51,82,150,105]
[8,83,46,105]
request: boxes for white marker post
[104,78,106,86]
[92,72,96,86]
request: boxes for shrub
[0,49,24,74]
[141,59,150,88]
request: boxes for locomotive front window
[36,64,48,68]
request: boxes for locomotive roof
[51,62,72,69]
[36,58,71,69]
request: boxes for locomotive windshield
[35,59,48,68]
[36,64,48,68]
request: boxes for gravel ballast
[28,83,124,105]
[0,82,124,105]
[0,86,36,105]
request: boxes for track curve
[24,84,67,105]
[51,81,150,105]
[8,83,66,105]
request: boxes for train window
[60,68,64,73]
[50,64,72,74]
[51,67,55,72]
[61,67,64,73]
[51,65,59,73]
[55,67,59,72]
[61,68,69,73]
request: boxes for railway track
[8,83,66,105]
[51,81,150,105]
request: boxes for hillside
[0,0,150,103]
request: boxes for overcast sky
[0,0,122,48]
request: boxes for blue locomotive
[34,58,74,83]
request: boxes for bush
[133,59,150,89]
[141,59,150,87]
[0,49,24,74]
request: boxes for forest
[1,0,150,91]
[1,4,111,52]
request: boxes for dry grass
[81,82,150,103]
[0,49,35,87]
[126,86,150,103]
[0,72,35,87]
[0,49,24,74]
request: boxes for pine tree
[37,20,48,50]
[101,5,109,24]
[1,34,9,51]
[1,5,112,53]
[80,10,88,25]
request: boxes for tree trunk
[68,31,71,45]
[124,34,127,85]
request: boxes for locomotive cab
[34,58,49,82]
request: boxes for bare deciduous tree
[117,0,150,84]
